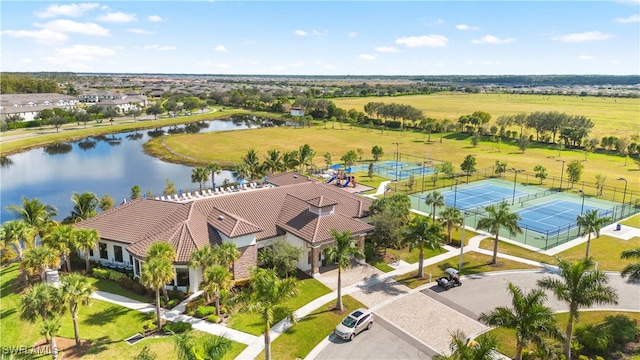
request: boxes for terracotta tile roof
[266,172,315,186]
[75,181,372,262]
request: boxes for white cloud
[148,15,163,22]
[375,46,400,53]
[35,20,110,36]
[290,61,306,68]
[324,64,335,69]
[578,55,594,60]
[312,29,328,36]
[482,60,501,65]
[97,12,137,23]
[472,35,516,44]
[55,44,117,59]
[214,45,228,52]
[127,29,153,35]
[615,14,640,23]
[143,45,176,51]
[250,60,259,65]
[294,30,307,36]
[552,31,613,42]
[359,54,376,60]
[270,65,287,71]
[35,3,99,18]
[456,24,479,30]
[1,29,68,43]
[395,35,448,47]
[348,32,358,38]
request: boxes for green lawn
[226,277,331,336]
[487,311,640,359]
[259,295,367,360]
[87,277,152,303]
[0,263,245,360]
[554,235,640,271]
[621,214,640,228]
[478,239,557,265]
[395,251,540,289]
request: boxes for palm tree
[173,330,231,360]
[439,207,463,244]
[6,196,58,241]
[433,329,498,360]
[212,242,240,273]
[425,191,445,222]
[190,246,216,272]
[23,245,61,282]
[621,248,640,282]
[191,167,210,192]
[323,230,365,312]
[61,273,95,346]
[537,257,619,359]
[1,220,35,278]
[207,163,222,189]
[403,217,444,278]
[201,265,233,318]
[476,201,522,265]
[233,163,251,182]
[40,318,62,360]
[478,282,564,360]
[20,282,64,323]
[68,192,98,223]
[243,267,298,360]
[44,224,77,272]
[242,148,261,179]
[146,242,177,303]
[141,256,175,333]
[76,228,99,273]
[262,149,284,175]
[576,209,611,258]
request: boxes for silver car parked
[334,308,373,341]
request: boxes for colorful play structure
[326,170,357,188]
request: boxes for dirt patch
[33,337,91,360]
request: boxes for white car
[334,308,373,341]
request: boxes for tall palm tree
[44,224,77,272]
[439,207,463,244]
[207,163,222,189]
[621,248,640,283]
[425,191,445,222]
[298,144,315,173]
[75,228,99,273]
[1,220,35,278]
[61,273,95,346]
[242,148,261,179]
[141,256,175,332]
[243,267,298,360]
[202,265,233,318]
[40,318,62,360]
[190,246,216,272]
[146,242,177,302]
[23,245,61,282]
[173,330,231,360]
[20,282,64,323]
[191,167,210,192]
[478,282,564,360]
[6,197,58,241]
[212,242,240,272]
[476,201,522,265]
[403,217,444,278]
[68,192,98,223]
[323,230,365,312]
[432,330,499,360]
[262,149,284,175]
[537,257,619,360]
[576,209,611,258]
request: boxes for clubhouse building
[75,173,373,292]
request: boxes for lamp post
[578,190,586,235]
[421,161,425,193]
[556,159,565,193]
[392,142,402,182]
[618,177,628,216]
[458,211,467,273]
[453,179,459,209]
[510,168,524,205]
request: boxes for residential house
[75,177,373,293]
[0,93,77,122]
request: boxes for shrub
[195,306,216,318]
[604,314,639,349]
[92,268,109,279]
[163,321,192,334]
[207,314,219,323]
[107,270,126,281]
[184,297,206,316]
[164,299,179,309]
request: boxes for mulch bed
[33,337,91,360]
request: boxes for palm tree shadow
[83,335,120,355]
[83,306,129,326]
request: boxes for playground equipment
[327,170,357,188]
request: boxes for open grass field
[0,263,245,360]
[145,122,640,196]
[332,93,640,139]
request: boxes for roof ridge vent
[218,215,225,220]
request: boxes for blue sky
[2,1,639,75]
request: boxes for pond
[0,115,275,223]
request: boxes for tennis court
[437,183,528,210]
[354,160,435,180]
[516,199,613,235]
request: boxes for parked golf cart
[436,267,462,290]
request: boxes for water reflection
[0,116,274,222]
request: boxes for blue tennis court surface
[430,183,526,210]
[517,199,613,234]
[354,160,435,180]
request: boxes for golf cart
[436,268,462,290]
